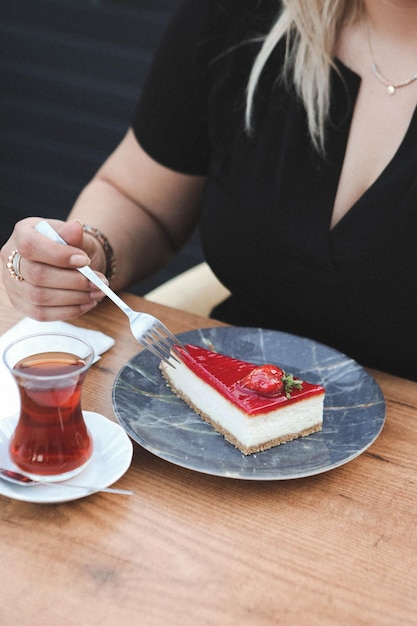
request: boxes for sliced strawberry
[240,364,285,397]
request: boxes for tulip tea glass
[3,333,94,481]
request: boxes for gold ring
[6,250,24,281]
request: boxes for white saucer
[0,411,133,503]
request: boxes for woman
[2,0,417,379]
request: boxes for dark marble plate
[112,327,385,480]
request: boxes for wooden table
[0,279,416,626]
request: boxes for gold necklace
[366,23,417,95]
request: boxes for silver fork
[35,221,181,366]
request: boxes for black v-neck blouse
[133,0,417,380]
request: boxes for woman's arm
[1,129,206,320]
[69,129,206,290]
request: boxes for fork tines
[140,326,183,368]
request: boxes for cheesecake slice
[160,344,325,455]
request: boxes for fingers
[17,218,91,270]
[7,281,104,321]
[2,218,92,289]
[3,265,106,321]
[1,218,106,321]
[3,261,106,321]
[17,253,88,289]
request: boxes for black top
[133,0,417,381]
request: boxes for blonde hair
[246,0,363,151]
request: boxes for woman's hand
[1,218,107,321]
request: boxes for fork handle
[35,221,129,314]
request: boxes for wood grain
[0,280,416,626]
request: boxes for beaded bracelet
[82,224,116,283]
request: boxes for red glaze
[176,345,325,416]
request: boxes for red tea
[9,351,93,477]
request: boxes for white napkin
[0,318,115,420]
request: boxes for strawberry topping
[240,364,303,399]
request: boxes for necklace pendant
[387,84,396,95]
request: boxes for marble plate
[112,327,385,480]
[0,412,133,502]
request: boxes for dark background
[0,0,204,295]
